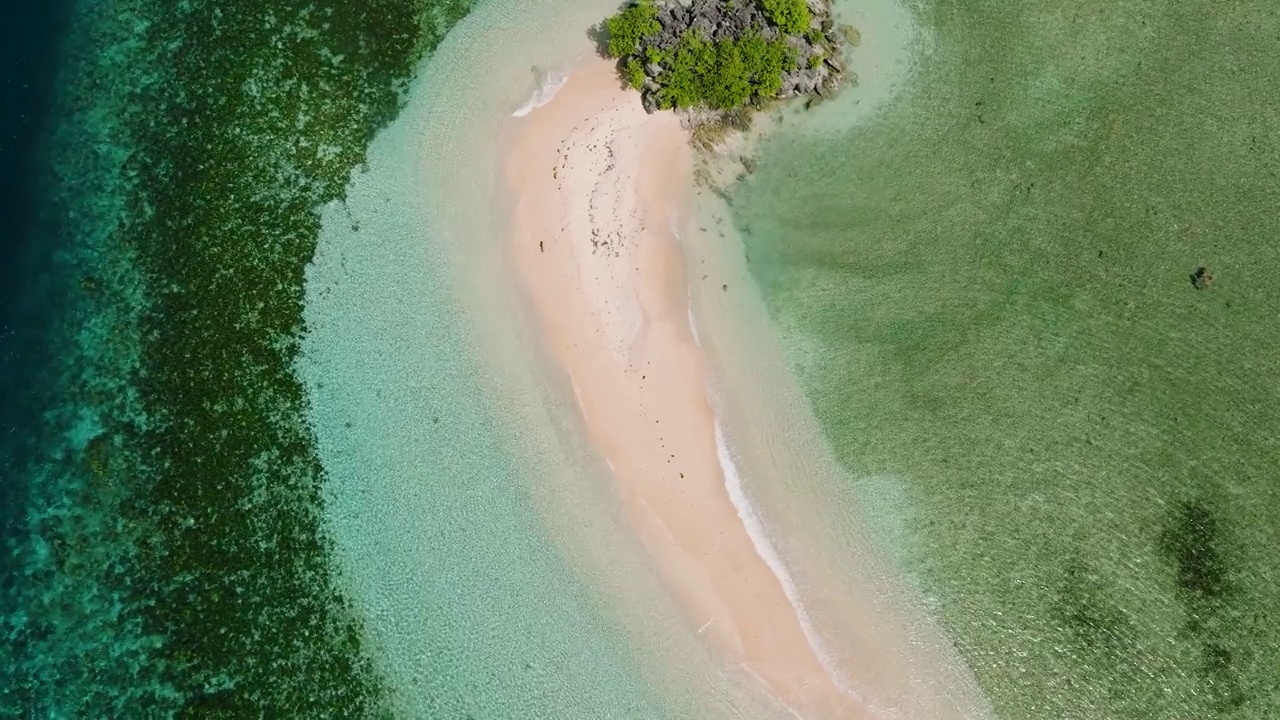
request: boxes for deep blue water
[0,0,74,554]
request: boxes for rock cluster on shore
[627,0,849,114]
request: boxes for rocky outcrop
[652,0,771,46]
[623,0,849,113]
[1191,266,1215,289]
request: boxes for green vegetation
[655,31,794,109]
[761,0,811,35]
[605,0,660,57]
[601,0,837,112]
[624,57,646,89]
[603,2,797,112]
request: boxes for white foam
[667,208,683,239]
[670,212,703,347]
[712,420,870,711]
[687,304,701,347]
[512,67,569,117]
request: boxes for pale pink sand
[503,58,867,719]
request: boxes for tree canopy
[760,0,811,35]
[656,31,794,110]
[605,0,661,57]
[602,0,826,112]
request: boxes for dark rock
[656,5,681,28]
[780,66,825,96]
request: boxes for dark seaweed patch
[111,1,442,711]
[1161,500,1228,603]
[1,0,475,713]
[1159,500,1248,712]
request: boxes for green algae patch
[119,1,477,711]
[731,0,1280,717]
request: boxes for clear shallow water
[734,0,1280,717]
[301,165,664,719]
[297,18,665,707]
[296,0,795,715]
[0,0,70,547]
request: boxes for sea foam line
[712,419,870,711]
[687,295,701,346]
[668,210,703,347]
[513,68,569,117]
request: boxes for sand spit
[503,52,992,718]
[505,58,871,719]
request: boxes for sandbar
[503,57,867,719]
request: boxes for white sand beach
[505,58,869,719]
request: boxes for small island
[602,0,850,116]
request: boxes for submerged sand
[502,57,990,719]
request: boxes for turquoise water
[298,124,665,717]
[2,0,476,712]
[734,0,1280,717]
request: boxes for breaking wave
[513,67,569,117]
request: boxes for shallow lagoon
[734,0,1280,717]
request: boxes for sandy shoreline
[302,0,992,711]
[502,58,867,719]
